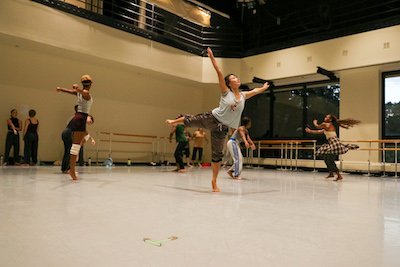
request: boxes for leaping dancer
[166,47,270,192]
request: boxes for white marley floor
[0,165,400,267]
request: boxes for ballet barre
[251,140,318,171]
[341,140,400,177]
[96,132,158,164]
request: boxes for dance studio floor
[1,165,399,267]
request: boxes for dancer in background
[169,121,188,172]
[305,114,360,181]
[183,128,193,167]
[166,47,270,192]
[57,75,93,180]
[191,128,209,167]
[23,109,39,165]
[3,109,22,166]
[226,117,255,179]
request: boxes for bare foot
[2,162,7,166]
[325,175,335,179]
[171,169,179,172]
[227,170,233,178]
[334,176,343,181]
[67,170,79,175]
[233,176,243,180]
[178,169,186,173]
[69,172,80,180]
[212,181,220,192]
[187,164,193,167]
[198,163,202,167]
[221,165,227,168]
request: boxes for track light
[316,66,337,80]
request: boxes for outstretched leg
[166,116,184,126]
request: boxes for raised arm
[56,85,77,95]
[305,127,324,134]
[207,47,229,95]
[243,82,270,100]
[75,86,91,100]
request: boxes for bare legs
[69,131,86,180]
[211,162,220,192]
[166,117,184,126]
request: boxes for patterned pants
[184,111,228,162]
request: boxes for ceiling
[193,0,400,56]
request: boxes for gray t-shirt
[231,127,246,143]
[212,91,246,129]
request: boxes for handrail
[96,131,160,164]
[99,132,158,139]
[250,139,400,177]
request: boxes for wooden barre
[99,132,158,139]
[342,140,400,143]
[258,147,314,150]
[259,140,316,144]
[100,139,153,145]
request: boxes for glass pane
[242,93,270,140]
[384,75,400,137]
[273,90,304,138]
[306,84,340,142]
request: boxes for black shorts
[69,112,88,132]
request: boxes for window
[383,71,400,138]
[382,70,400,163]
[242,82,340,159]
[243,82,340,140]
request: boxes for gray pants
[184,112,228,162]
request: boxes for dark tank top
[8,117,19,131]
[27,119,39,132]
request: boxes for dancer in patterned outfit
[306,114,360,181]
[166,47,270,192]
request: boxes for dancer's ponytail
[329,114,360,129]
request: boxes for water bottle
[127,159,131,166]
[88,157,92,166]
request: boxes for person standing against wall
[3,109,22,166]
[23,109,39,165]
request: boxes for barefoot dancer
[57,75,93,180]
[226,117,255,180]
[166,47,270,192]
[305,114,360,181]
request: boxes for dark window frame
[382,70,400,139]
